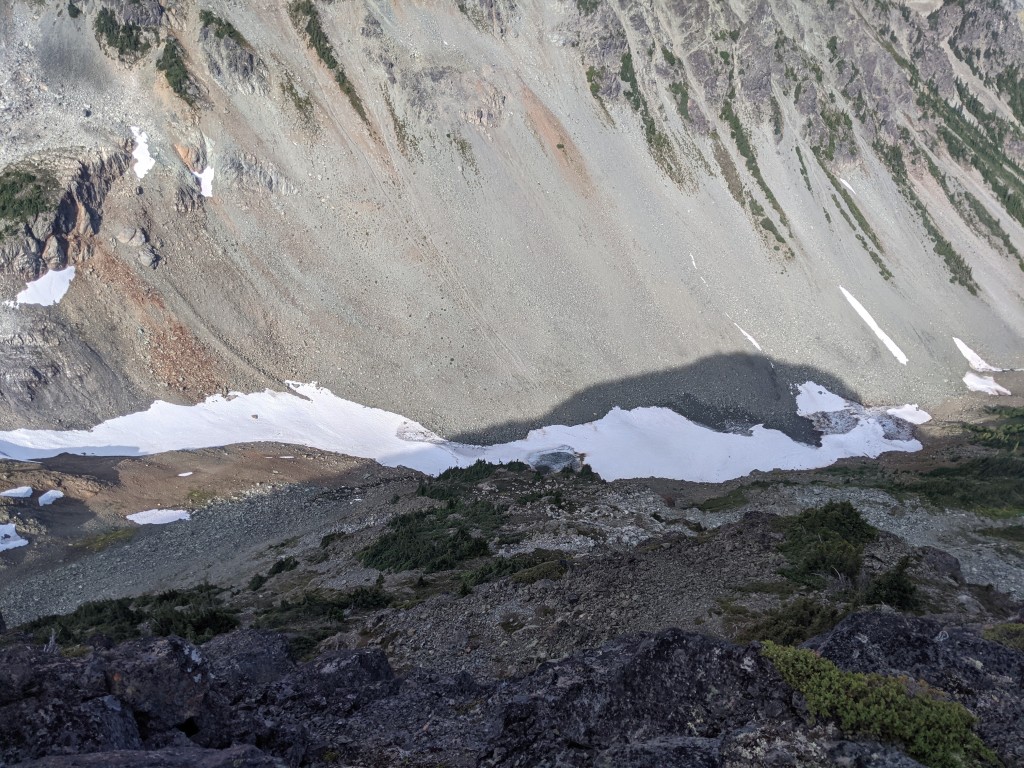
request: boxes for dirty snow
[128,509,190,525]
[194,167,214,197]
[0,486,32,498]
[839,286,908,365]
[953,337,1005,372]
[131,127,156,179]
[0,380,927,484]
[0,524,27,552]
[839,178,857,195]
[37,490,63,506]
[886,405,932,425]
[963,372,1011,396]
[733,323,763,352]
[9,267,75,307]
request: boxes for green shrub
[67,2,81,19]
[199,10,248,47]
[268,556,298,576]
[93,8,152,60]
[156,38,196,106]
[735,597,845,645]
[287,0,367,124]
[0,168,59,227]
[762,642,1001,768]
[22,585,237,645]
[359,499,504,572]
[462,549,567,587]
[865,558,920,610]
[257,585,391,628]
[776,502,877,588]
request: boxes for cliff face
[1,0,1023,436]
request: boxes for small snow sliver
[839,286,908,365]
[128,509,190,525]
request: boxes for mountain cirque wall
[1,0,1023,436]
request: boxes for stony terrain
[1,407,1023,766]
[1,0,1023,440]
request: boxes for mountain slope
[1,0,1023,437]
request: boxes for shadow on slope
[455,353,862,446]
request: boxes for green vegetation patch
[67,2,81,19]
[287,0,368,124]
[0,167,59,232]
[256,584,391,629]
[762,642,1001,768]
[93,8,153,60]
[697,487,748,513]
[736,597,844,645]
[983,622,1024,652]
[462,549,568,589]
[906,456,1024,518]
[199,10,249,47]
[618,51,684,183]
[19,585,238,646]
[720,95,790,235]
[775,501,877,588]
[156,38,197,106]
[359,498,505,572]
[965,407,1024,450]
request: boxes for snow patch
[839,286,908,365]
[734,323,763,352]
[131,127,156,179]
[177,471,193,477]
[0,486,32,498]
[128,509,190,525]
[9,268,75,307]
[38,490,63,506]
[0,523,27,552]
[886,405,932,425]
[953,338,1004,372]
[839,178,857,195]
[194,167,214,197]
[0,381,927,484]
[963,372,1011,396]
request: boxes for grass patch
[287,0,367,124]
[965,407,1024,450]
[619,50,684,183]
[983,623,1024,651]
[762,642,1001,768]
[156,38,197,106]
[905,456,1024,518]
[697,487,748,513]
[74,528,135,552]
[359,498,505,573]
[93,8,153,61]
[775,501,877,588]
[282,73,316,127]
[720,94,789,234]
[976,525,1024,543]
[19,585,237,646]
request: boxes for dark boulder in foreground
[2,612,1021,767]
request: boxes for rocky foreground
[1,610,1022,768]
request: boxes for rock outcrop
[2,612,1021,767]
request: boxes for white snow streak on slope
[0,486,32,498]
[0,382,925,484]
[886,405,932,425]
[734,323,763,352]
[964,372,1011,396]
[953,338,1005,372]
[0,524,27,552]
[178,472,193,477]
[38,490,63,506]
[839,287,908,364]
[194,167,214,197]
[128,509,190,525]
[840,178,857,195]
[9,268,75,307]
[131,127,156,179]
